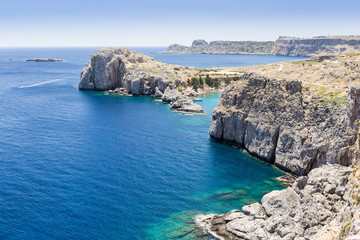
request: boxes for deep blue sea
[0,47,307,239]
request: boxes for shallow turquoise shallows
[0,47,307,239]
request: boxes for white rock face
[79,48,127,90]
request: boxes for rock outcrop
[161,87,204,113]
[165,36,360,56]
[199,164,354,240]
[79,47,204,113]
[209,73,360,176]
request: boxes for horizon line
[0,46,169,48]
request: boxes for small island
[26,58,63,62]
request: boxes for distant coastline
[164,35,360,56]
[26,58,63,62]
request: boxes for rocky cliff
[209,73,360,176]
[165,36,360,56]
[79,48,204,113]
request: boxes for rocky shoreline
[197,164,360,240]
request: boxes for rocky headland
[26,58,63,62]
[78,47,212,113]
[198,53,360,239]
[165,35,360,56]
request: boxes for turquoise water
[0,48,301,239]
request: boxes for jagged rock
[154,87,163,98]
[161,87,182,103]
[261,188,300,217]
[161,87,204,113]
[242,202,267,219]
[209,73,360,176]
[170,98,204,113]
[223,210,245,222]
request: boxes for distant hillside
[165,36,360,56]
[165,39,276,55]
[275,35,360,56]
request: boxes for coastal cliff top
[210,53,360,100]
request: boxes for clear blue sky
[1,0,359,47]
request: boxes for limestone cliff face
[275,36,360,56]
[210,73,360,175]
[79,47,188,94]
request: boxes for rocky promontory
[78,47,204,113]
[165,35,360,56]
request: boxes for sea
[0,47,307,239]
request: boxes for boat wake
[18,79,63,88]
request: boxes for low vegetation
[292,61,323,66]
